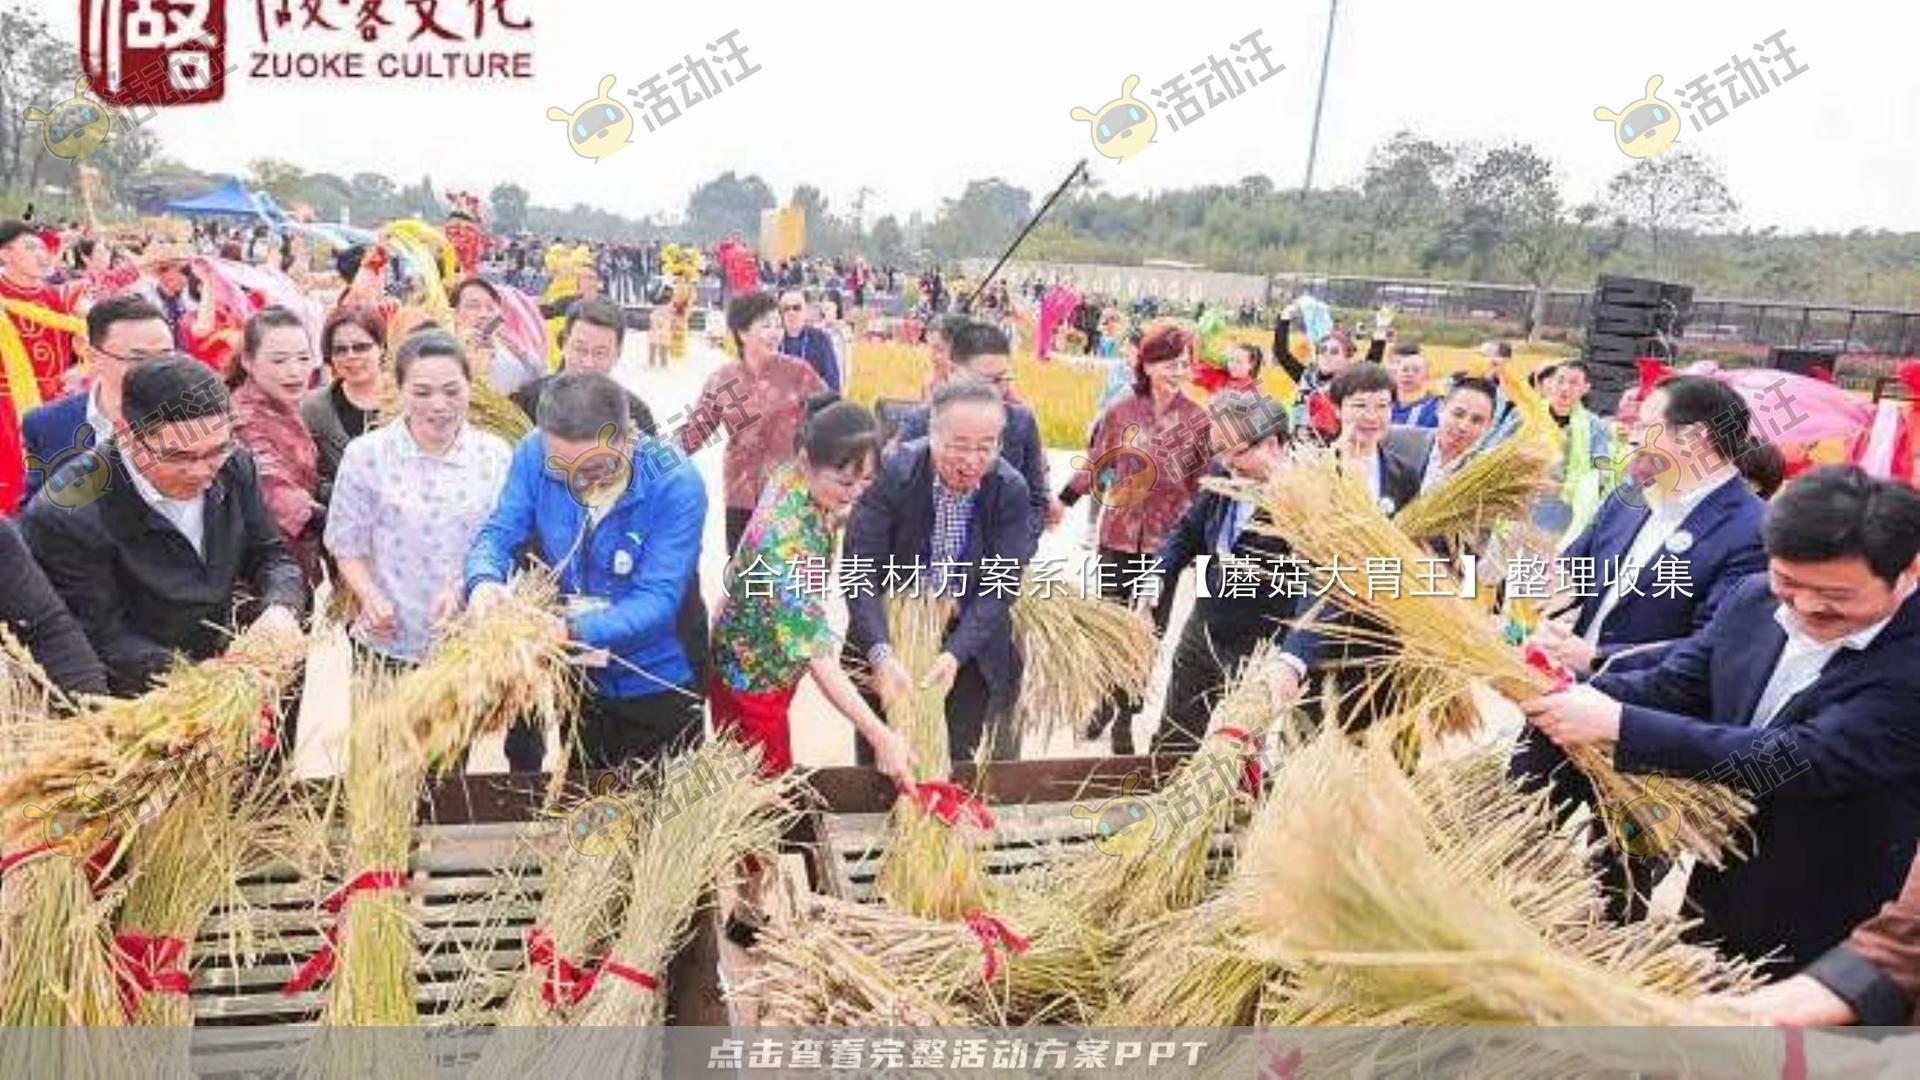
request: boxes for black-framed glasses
[94,346,174,366]
[330,339,379,358]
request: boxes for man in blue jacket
[21,295,173,501]
[778,287,840,392]
[1523,466,1920,973]
[468,372,709,771]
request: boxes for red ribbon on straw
[1523,644,1574,692]
[1213,726,1265,794]
[1,836,116,888]
[964,911,1030,982]
[899,780,995,831]
[525,927,598,1007]
[112,932,191,1017]
[282,868,408,994]
[595,957,660,995]
[254,703,279,752]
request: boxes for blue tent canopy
[161,178,265,218]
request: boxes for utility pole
[1302,0,1339,195]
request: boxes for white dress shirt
[85,385,115,446]
[1582,470,1737,646]
[1750,600,1901,727]
[127,459,207,558]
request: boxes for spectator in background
[21,295,173,502]
[24,357,305,695]
[301,304,387,508]
[1329,363,1429,516]
[775,288,840,392]
[229,307,324,582]
[1389,341,1442,427]
[680,291,827,553]
[327,329,511,666]
[511,297,656,438]
[451,276,542,394]
[1416,376,1500,492]
[469,372,708,772]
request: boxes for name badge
[1665,530,1694,555]
[612,549,635,576]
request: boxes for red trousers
[709,677,797,777]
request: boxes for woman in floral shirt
[709,401,914,783]
[1059,321,1209,754]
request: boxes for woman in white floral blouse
[324,328,513,663]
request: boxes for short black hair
[1764,466,1920,585]
[1208,390,1289,449]
[563,297,626,349]
[123,355,229,437]
[86,294,166,348]
[801,400,880,472]
[335,243,367,283]
[1327,362,1395,405]
[393,327,471,385]
[726,291,778,352]
[539,371,630,441]
[1652,375,1759,467]
[950,321,1011,366]
[1447,375,1499,406]
[1391,340,1424,358]
[0,220,34,250]
[1485,340,1513,359]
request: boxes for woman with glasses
[1059,321,1210,754]
[325,329,512,666]
[230,306,324,582]
[301,304,388,507]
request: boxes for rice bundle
[368,572,576,775]
[1209,453,1750,864]
[1009,584,1156,741]
[467,376,534,443]
[1051,645,1287,930]
[494,784,637,1026]
[317,675,422,1029]
[1394,431,1557,550]
[1099,896,1268,1026]
[568,737,797,1031]
[0,623,304,852]
[873,595,993,921]
[1238,731,1758,1026]
[0,859,127,1060]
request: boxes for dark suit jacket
[1156,465,1318,660]
[22,442,307,695]
[845,438,1034,696]
[0,517,107,695]
[1591,575,1920,971]
[892,401,1049,543]
[1806,849,1920,1025]
[1375,426,1432,516]
[20,392,92,502]
[1558,476,1767,671]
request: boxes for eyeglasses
[330,340,379,358]
[93,346,174,366]
[136,433,235,471]
[780,303,805,312]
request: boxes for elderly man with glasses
[23,356,306,695]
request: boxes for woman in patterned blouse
[1060,321,1211,754]
[708,401,915,784]
[324,329,512,664]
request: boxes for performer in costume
[0,220,87,513]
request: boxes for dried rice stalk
[1051,645,1288,930]
[1238,731,1759,1026]
[467,377,533,444]
[568,738,797,1030]
[1099,896,1268,1026]
[1209,452,1750,864]
[1009,584,1155,741]
[0,858,133,1078]
[0,624,304,852]
[1395,432,1557,550]
[874,595,992,921]
[748,897,983,1027]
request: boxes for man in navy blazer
[1523,467,1920,972]
[1530,375,1770,679]
[845,380,1035,765]
[889,319,1053,543]
[20,295,173,501]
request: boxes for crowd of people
[0,209,1917,1029]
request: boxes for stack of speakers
[1583,276,1693,404]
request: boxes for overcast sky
[45,0,1920,236]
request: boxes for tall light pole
[1301,0,1340,195]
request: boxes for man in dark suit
[890,319,1053,542]
[23,357,306,695]
[1148,391,1319,752]
[21,295,173,502]
[845,380,1035,764]
[509,298,657,438]
[0,517,107,696]
[1523,466,1920,973]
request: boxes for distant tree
[869,214,906,265]
[1604,148,1738,273]
[247,158,307,203]
[1358,131,1456,268]
[489,182,529,234]
[927,178,1032,260]
[684,170,776,243]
